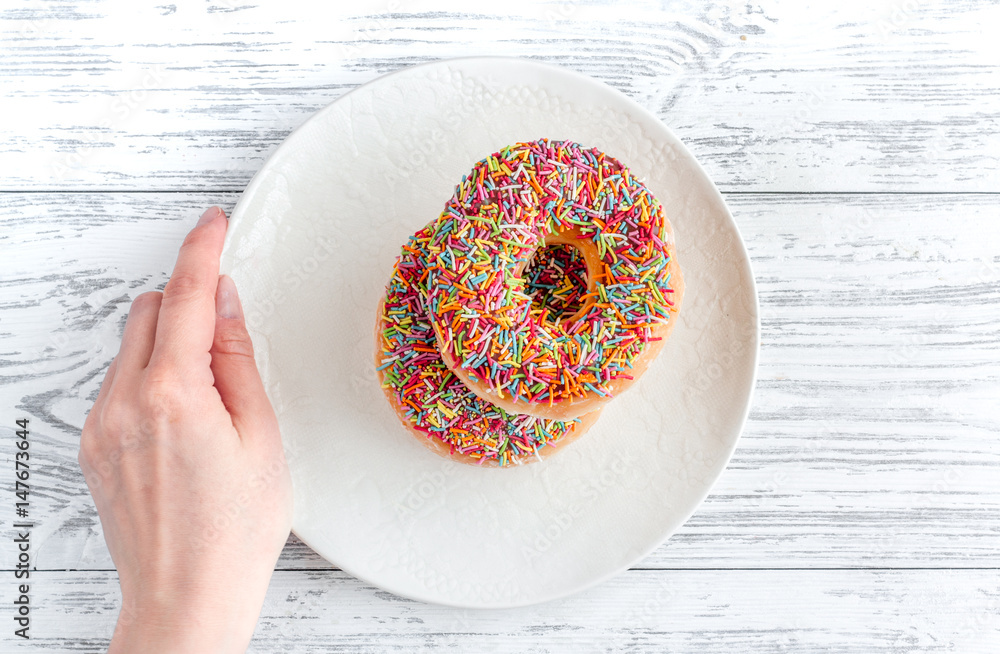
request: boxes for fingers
[150,207,228,371]
[84,283,156,433]
[94,356,119,407]
[116,292,163,375]
[210,275,279,445]
[84,356,119,438]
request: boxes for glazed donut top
[425,139,679,408]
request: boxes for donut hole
[523,242,589,323]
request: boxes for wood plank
[2,191,998,572]
[3,569,997,651]
[1,1,998,192]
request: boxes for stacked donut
[375,139,684,466]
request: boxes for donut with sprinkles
[376,226,601,466]
[424,139,684,420]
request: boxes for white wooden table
[3,1,999,651]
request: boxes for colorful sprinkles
[377,226,584,466]
[425,139,679,408]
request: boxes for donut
[425,139,684,420]
[376,226,601,467]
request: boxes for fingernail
[198,206,223,226]
[216,274,242,319]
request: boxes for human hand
[79,207,293,653]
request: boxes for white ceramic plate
[221,57,758,608]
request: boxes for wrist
[109,586,260,654]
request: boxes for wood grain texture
[3,0,999,648]
[1,569,996,652]
[1,1,998,192]
[3,192,997,572]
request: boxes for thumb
[211,274,279,444]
